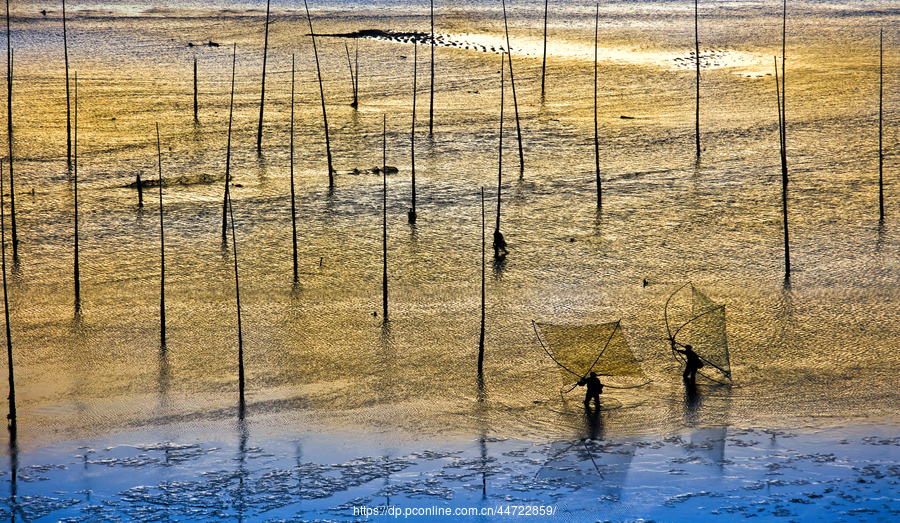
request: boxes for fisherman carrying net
[673,342,703,385]
[533,320,651,403]
[665,283,732,386]
[577,371,604,408]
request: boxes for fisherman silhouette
[493,229,508,257]
[676,344,704,385]
[578,371,603,408]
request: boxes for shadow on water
[473,376,490,500]
[581,405,604,441]
[770,283,798,351]
[157,344,171,401]
[220,236,231,261]
[876,218,886,254]
[290,279,304,301]
[683,381,702,425]
[491,253,506,279]
[252,153,269,187]
[235,403,249,521]
[69,306,86,336]
[7,420,19,523]
[375,319,399,404]
[9,254,20,280]
[593,207,603,235]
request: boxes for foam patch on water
[664,48,763,72]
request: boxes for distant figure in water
[492,229,508,257]
[676,344,704,385]
[578,371,603,408]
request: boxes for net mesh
[689,287,731,379]
[537,322,646,385]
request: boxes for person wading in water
[676,344,704,385]
[578,371,603,408]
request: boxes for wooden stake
[156,123,166,347]
[222,44,236,242]
[501,0,524,174]
[256,0,270,152]
[137,172,143,206]
[409,43,418,223]
[305,0,334,186]
[290,55,299,282]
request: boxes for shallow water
[0,0,899,519]
[6,422,900,522]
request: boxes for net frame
[533,320,650,392]
[665,282,732,384]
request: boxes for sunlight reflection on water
[1,0,899,458]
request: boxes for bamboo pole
[493,53,507,258]
[290,55,299,282]
[429,0,434,135]
[355,45,359,107]
[1,160,15,426]
[345,42,358,108]
[382,114,388,321]
[256,0,270,152]
[6,0,16,256]
[540,0,549,100]
[226,178,245,403]
[501,0,524,174]
[496,53,504,235]
[478,187,485,381]
[409,43,418,223]
[63,0,72,169]
[193,57,198,120]
[594,3,600,209]
[780,0,789,282]
[694,0,700,159]
[781,0,786,153]
[73,72,80,308]
[879,28,884,222]
[222,44,236,242]
[304,0,334,186]
[156,123,166,347]
[775,58,790,281]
